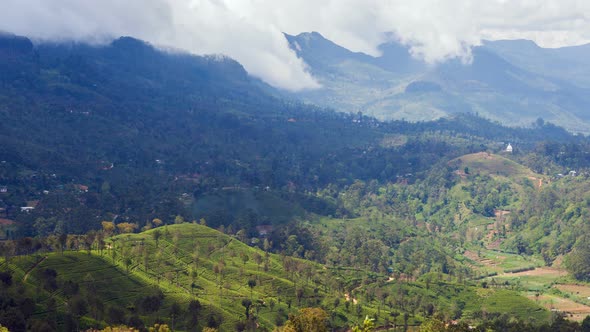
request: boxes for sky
[1,0,589,91]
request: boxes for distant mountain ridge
[285,32,590,133]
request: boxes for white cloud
[1,0,589,90]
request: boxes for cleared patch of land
[471,249,590,322]
[529,294,590,322]
[450,152,547,189]
[556,284,590,298]
[506,267,566,278]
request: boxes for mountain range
[285,32,590,134]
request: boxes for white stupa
[506,143,513,153]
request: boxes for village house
[74,184,89,192]
[0,186,7,193]
[255,225,274,237]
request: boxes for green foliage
[352,316,375,332]
[283,307,328,332]
[565,235,590,281]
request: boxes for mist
[2,0,589,90]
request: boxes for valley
[2,32,590,331]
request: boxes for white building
[506,143,513,153]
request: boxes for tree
[283,308,328,332]
[419,318,446,332]
[69,296,88,330]
[58,233,68,254]
[117,223,138,234]
[152,218,163,228]
[352,316,375,332]
[84,231,96,254]
[102,221,116,236]
[174,215,185,224]
[189,267,198,294]
[263,238,272,252]
[0,242,14,263]
[296,288,304,306]
[187,300,202,330]
[99,326,140,332]
[253,253,262,270]
[107,307,126,325]
[172,231,180,254]
[248,279,257,299]
[152,229,162,248]
[565,235,590,281]
[41,268,58,291]
[149,324,171,332]
[124,257,133,273]
[240,252,249,266]
[269,299,276,312]
[0,271,12,286]
[242,299,252,319]
[96,232,106,255]
[170,302,182,331]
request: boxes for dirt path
[23,256,47,282]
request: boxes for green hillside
[1,222,555,331]
[450,152,544,181]
[3,223,331,331]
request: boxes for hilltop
[450,152,545,186]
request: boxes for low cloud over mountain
[1,1,589,90]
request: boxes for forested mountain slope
[1,32,584,237]
[286,32,590,133]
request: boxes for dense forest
[4,33,590,331]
